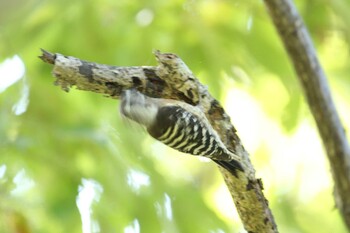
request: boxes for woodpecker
[120,89,243,173]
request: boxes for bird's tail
[213,159,243,177]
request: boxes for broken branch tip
[38,48,55,64]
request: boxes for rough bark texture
[39,49,278,232]
[263,0,350,229]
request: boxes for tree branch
[39,49,278,232]
[263,0,350,229]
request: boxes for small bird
[120,89,243,174]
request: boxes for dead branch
[39,49,278,232]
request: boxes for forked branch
[40,49,278,232]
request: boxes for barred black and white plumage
[120,89,243,172]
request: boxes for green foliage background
[1,0,350,232]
